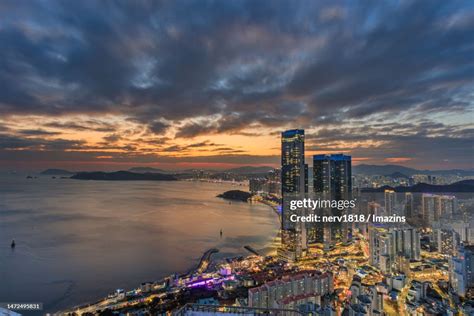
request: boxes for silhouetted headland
[217,190,253,202]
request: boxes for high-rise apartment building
[422,194,457,224]
[450,245,474,297]
[248,271,333,310]
[405,192,414,218]
[313,154,352,200]
[434,227,460,256]
[384,190,396,215]
[369,225,421,274]
[312,154,352,244]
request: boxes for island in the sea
[217,190,253,202]
[40,168,76,175]
[71,171,177,181]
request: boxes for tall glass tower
[313,154,352,200]
[281,129,306,195]
[279,129,307,261]
[313,154,352,244]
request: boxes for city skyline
[0,1,473,171]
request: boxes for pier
[244,245,260,256]
[181,248,219,277]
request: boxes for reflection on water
[0,175,279,312]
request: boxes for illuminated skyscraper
[281,129,306,195]
[450,245,474,297]
[369,225,421,274]
[313,154,352,244]
[280,129,307,261]
[384,190,396,215]
[313,154,352,200]
[281,129,307,232]
[405,192,414,218]
[422,194,457,224]
[433,226,460,256]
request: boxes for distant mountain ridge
[353,164,474,176]
[129,165,275,174]
[40,165,275,176]
[385,171,410,179]
[40,164,473,177]
[128,167,170,174]
[361,179,474,193]
[223,166,274,174]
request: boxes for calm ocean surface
[0,175,279,313]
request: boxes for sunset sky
[0,0,473,171]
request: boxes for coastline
[57,190,280,315]
[58,248,221,315]
[1,178,278,314]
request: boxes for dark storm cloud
[147,121,170,135]
[160,140,222,152]
[306,121,474,144]
[0,134,85,150]
[140,137,171,146]
[44,121,116,132]
[175,111,297,138]
[0,123,11,132]
[214,148,248,154]
[305,122,474,167]
[18,129,61,136]
[186,140,219,148]
[0,0,473,167]
[0,147,279,166]
[1,1,472,120]
[102,133,122,143]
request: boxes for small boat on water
[11,239,15,249]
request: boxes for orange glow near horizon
[384,157,412,163]
[0,114,459,171]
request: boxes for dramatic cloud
[147,121,170,135]
[0,134,86,151]
[306,121,474,167]
[44,121,116,132]
[17,129,61,136]
[0,0,473,170]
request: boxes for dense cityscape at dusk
[45,129,474,315]
[1,126,473,315]
[0,1,473,316]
